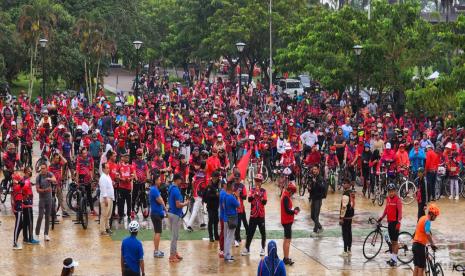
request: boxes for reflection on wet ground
[1,143,465,275]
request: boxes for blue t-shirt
[121,235,144,274]
[89,141,101,158]
[168,184,183,217]
[149,186,164,217]
[62,141,72,159]
[219,189,226,221]
[222,193,239,222]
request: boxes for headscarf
[259,240,282,276]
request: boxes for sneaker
[13,244,22,250]
[175,253,183,260]
[225,258,234,263]
[260,248,266,256]
[187,226,193,232]
[200,223,207,229]
[386,259,397,267]
[169,256,180,263]
[455,196,460,200]
[241,249,250,256]
[283,258,295,265]
[218,251,224,258]
[215,236,220,241]
[29,239,40,245]
[449,195,453,200]
[347,251,352,256]
[158,251,165,257]
[44,235,51,241]
[340,252,349,257]
[234,240,240,247]
[154,251,165,258]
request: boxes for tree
[17,0,60,99]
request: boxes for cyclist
[49,152,69,217]
[280,182,299,265]
[18,123,33,168]
[377,183,403,267]
[75,147,95,215]
[412,204,440,276]
[131,148,149,217]
[395,144,410,177]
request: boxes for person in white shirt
[277,130,288,161]
[99,162,115,236]
[301,125,318,158]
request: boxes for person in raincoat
[257,240,286,276]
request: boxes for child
[339,179,355,256]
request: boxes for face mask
[217,138,222,141]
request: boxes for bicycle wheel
[397,231,414,264]
[181,196,191,218]
[426,259,435,276]
[80,197,88,229]
[362,230,383,260]
[399,181,416,205]
[0,179,9,203]
[330,174,336,192]
[432,263,444,276]
[35,157,47,173]
[260,165,269,183]
[377,193,385,206]
[67,189,79,212]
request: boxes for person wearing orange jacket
[395,144,410,176]
[425,145,439,201]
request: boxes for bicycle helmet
[136,148,143,155]
[287,182,297,193]
[248,134,256,141]
[283,167,292,175]
[428,203,440,217]
[128,220,140,233]
[173,141,180,148]
[385,142,391,149]
[330,145,336,151]
[364,142,371,148]
[207,121,213,127]
[387,183,396,191]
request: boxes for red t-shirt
[118,163,134,190]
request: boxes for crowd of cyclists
[1,72,464,275]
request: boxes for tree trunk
[94,54,102,101]
[84,58,89,98]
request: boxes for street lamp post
[353,45,363,102]
[39,38,48,100]
[133,40,143,109]
[236,42,245,104]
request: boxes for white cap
[11,121,16,126]
[212,114,218,119]
[58,124,64,129]
[385,142,391,149]
[77,125,82,129]
[217,133,223,138]
[63,260,79,269]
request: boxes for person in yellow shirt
[412,204,440,276]
[126,91,135,106]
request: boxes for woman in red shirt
[12,173,24,249]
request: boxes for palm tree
[74,18,114,102]
[17,0,57,99]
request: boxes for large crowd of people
[1,72,460,275]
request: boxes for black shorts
[282,223,292,239]
[151,214,163,234]
[412,242,426,268]
[388,221,399,242]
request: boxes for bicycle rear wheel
[362,230,383,260]
[67,188,79,212]
[399,181,416,205]
[0,180,9,203]
[298,175,307,197]
[397,231,414,264]
[433,263,444,276]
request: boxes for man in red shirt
[378,183,403,267]
[242,174,267,256]
[425,145,439,201]
[280,182,299,265]
[131,149,149,217]
[75,147,95,215]
[118,153,135,222]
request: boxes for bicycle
[452,264,465,276]
[35,144,50,173]
[50,183,59,230]
[327,168,338,193]
[298,166,311,196]
[397,175,417,205]
[0,172,13,203]
[275,166,292,197]
[72,185,89,230]
[247,157,269,190]
[425,245,444,276]
[362,217,413,264]
[180,186,194,218]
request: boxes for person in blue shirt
[89,134,102,171]
[257,240,286,276]
[409,140,426,177]
[167,173,188,263]
[149,174,166,258]
[222,180,240,263]
[121,221,145,276]
[218,180,227,258]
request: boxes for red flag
[236,150,251,181]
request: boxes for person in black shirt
[203,170,221,242]
[415,167,427,220]
[339,179,355,256]
[308,165,325,234]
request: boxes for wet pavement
[1,145,465,275]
